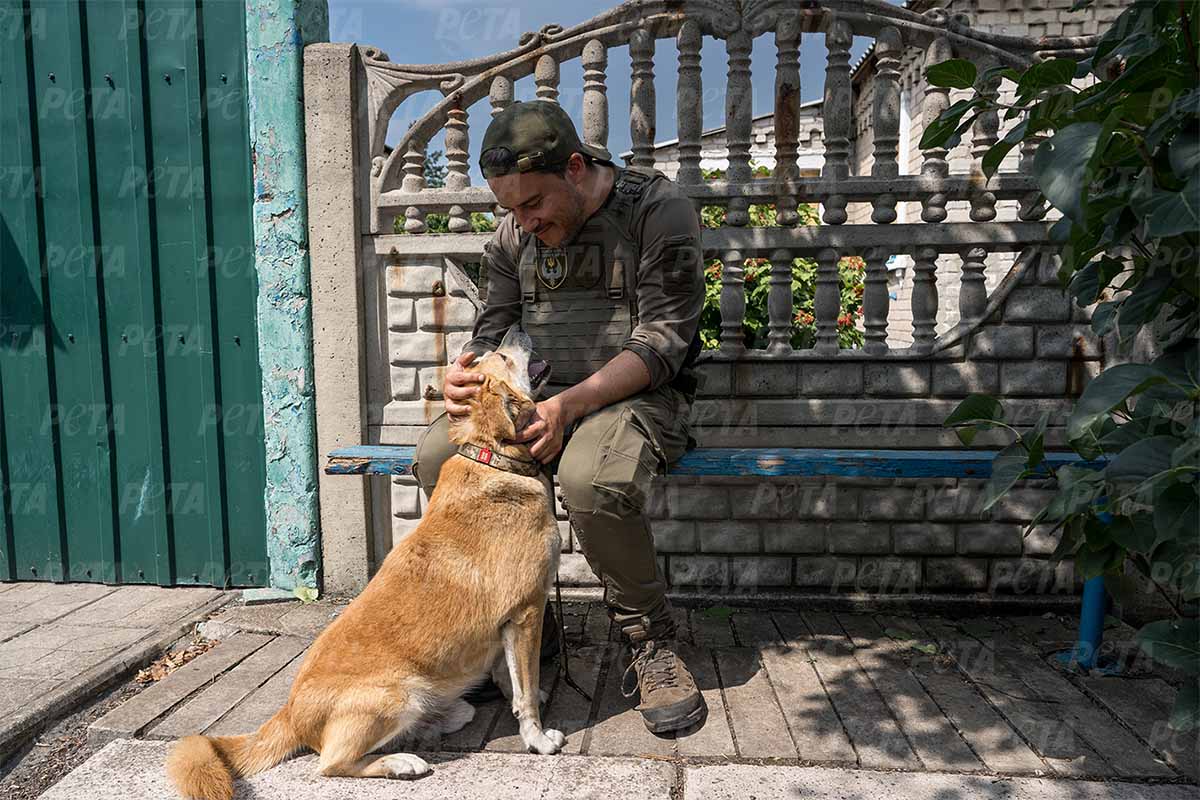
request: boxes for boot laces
[621,641,681,699]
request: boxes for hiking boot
[464,604,560,703]
[621,638,707,733]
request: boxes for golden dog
[167,330,562,799]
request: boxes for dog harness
[456,442,542,477]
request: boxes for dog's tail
[166,706,300,800]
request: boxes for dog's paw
[440,699,476,735]
[525,728,566,755]
[380,753,431,779]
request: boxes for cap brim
[579,143,614,164]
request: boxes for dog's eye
[500,354,511,365]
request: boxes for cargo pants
[412,383,693,640]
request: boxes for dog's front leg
[500,614,564,755]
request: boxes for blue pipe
[1060,501,1113,671]
[1072,575,1108,669]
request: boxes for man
[412,100,706,734]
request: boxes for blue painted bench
[325,445,1096,479]
[325,444,1110,670]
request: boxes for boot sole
[641,696,708,734]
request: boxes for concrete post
[304,42,373,596]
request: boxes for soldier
[412,100,706,734]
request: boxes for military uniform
[413,162,705,641]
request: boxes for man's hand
[510,395,571,463]
[444,352,485,418]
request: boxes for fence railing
[357,0,1094,358]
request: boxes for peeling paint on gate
[246,0,330,591]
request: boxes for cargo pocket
[591,407,667,517]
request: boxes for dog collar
[456,443,542,477]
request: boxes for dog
[167,329,562,800]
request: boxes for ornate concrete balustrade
[359,0,1090,363]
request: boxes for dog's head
[448,328,546,448]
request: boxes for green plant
[929,0,1199,732]
[698,166,865,350]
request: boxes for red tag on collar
[478,447,493,464]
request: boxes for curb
[0,590,237,760]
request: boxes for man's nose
[514,208,539,232]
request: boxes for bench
[325,445,1095,479]
[325,445,1110,671]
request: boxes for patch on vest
[537,248,567,290]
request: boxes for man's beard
[555,183,590,245]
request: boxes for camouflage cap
[479,100,612,178]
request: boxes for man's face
[486,156,589,247]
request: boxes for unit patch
[536,248,567,290]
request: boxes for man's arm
[461,224,523,357]
[514,184,704,461]
[445,224,522,416]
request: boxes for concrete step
[41,739,1198,800]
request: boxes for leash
[553,569,592,703]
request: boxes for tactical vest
[517,166,663,388]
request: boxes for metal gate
[0,0,268,587]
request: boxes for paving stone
[758,625,856,765]
[973,618,1175,779]
[64,586,223,629]
[684,763,1200,800]
[835,614,984,771]
[585,646,676,757]
[673,645,736,758]
[921,619,1113,777]
[0,678,58,719]
[778,612,920,770]
[0,583,116,623]
[29,623,152,654]
[690,611,736,648]
[148,636,309,740]
[91,632,275,743]
[206,645,310,737]
[1079,675,1199,781]
[41,739,678,800]
[714,647,797,759]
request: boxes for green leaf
[293,586,319,604]
[1017,58,1080,97]
[1091,301,1119,337]
[982,140,1018,179]
[1043,466,1105,521]
[1106,435,1179,482]
[1172,436,1200,470]
[926,59,977,90]
[1117,271,1173,335]
[1170,681,1198,733]
[984,442,1029,512]
[944,394,1005,445]
[1136,619,1200,674]
[1169,129,1200,177]
[1076,543,1118,579]
[1155,483,1200,547]
[1067,363,1168,441]
[1108,513,1157,554]
[1135,178,1200,239]
[884,627,914,641]
[1034,123,1103,224]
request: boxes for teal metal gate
[0,0,268,587]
